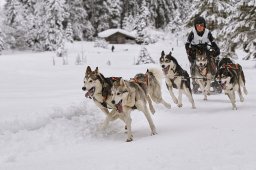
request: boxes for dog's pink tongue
[116,103,123,113]
[162,66,169,75]
[85,91,91,98]
[221,83,226,90]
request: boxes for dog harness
[222,64,239,70]
[131,74,149,86]
[198,66,208,76]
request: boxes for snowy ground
[0,40,256,170]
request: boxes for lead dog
[111,78,157,142]
[215,57,248,110]
[82,66,125,131]
[160,51,196,109]
[132,68,172,110]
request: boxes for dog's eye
[89,80,93,83]
[117,92,121,95]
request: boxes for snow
[0,40,256,170]
[98,28,136,38]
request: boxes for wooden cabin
[98,29,136,44]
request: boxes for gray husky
[132,68,172,110]
[193,47,213,100]
[111,78,157,142]
[82,66,124,131]
[160,51,196,109]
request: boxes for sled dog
[215,58,248,110]
[193,46,214,100]
[132,68,171,110]
[111,78,157,142]
[160,51,196,108]
[82,66,126,131]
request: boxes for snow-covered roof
[98,29,136,39]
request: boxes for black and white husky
[82,66,124,130]
[160,51,196,109]
[215,58,248,110]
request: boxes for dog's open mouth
[115,100,123,113]
[85,87,95,98]
[162,65,170,75]
[221,81,227,90]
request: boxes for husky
[193,46,214,100]
[217,57,234,70]
[82,66,126,131]
[160,51,196,109]
[111,78,157,142]
[132,68,172,110]
[215,58,248,110]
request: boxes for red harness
[222,64,239,70]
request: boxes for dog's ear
[95,67,99,74]
[169,51,172,56]
[86,66,91,74]
[161,51,165,56]
[120,78,125,86]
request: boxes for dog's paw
[173,98,178,104]
[166,104,172,109]
[177,103,183,107]
[126,138,133,142]
[151,131,157,135]
[232,107,237,110]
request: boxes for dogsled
[188,44,222,94]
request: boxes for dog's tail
[239,65,248,95]
[147,68,163,86]
[240,66,246,85]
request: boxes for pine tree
[135,46,155,65]
[66,0,94,40]
[44,0,69,51]
[65,22,73,42]
[0,29,5,54]
[3,0,29,49]
[122,14,135,31]
[186,0,233,32]
[97,1,111,32]
[134,0,151,43]
[107,0,122,28]
[220,0,256,59]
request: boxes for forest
[0,0,255,59]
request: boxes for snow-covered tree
[135,46,155,65]
[3,0,29,49]
[122,14,136,31]
[0,29,5,54]
[65,22,73,42]
[134,0,151,43]
[186,0,233,33]
[107,0,122,28]
[66,0,94,40]
[44,0,69,51]
[97,1,111,33]
[220,0,256,59]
